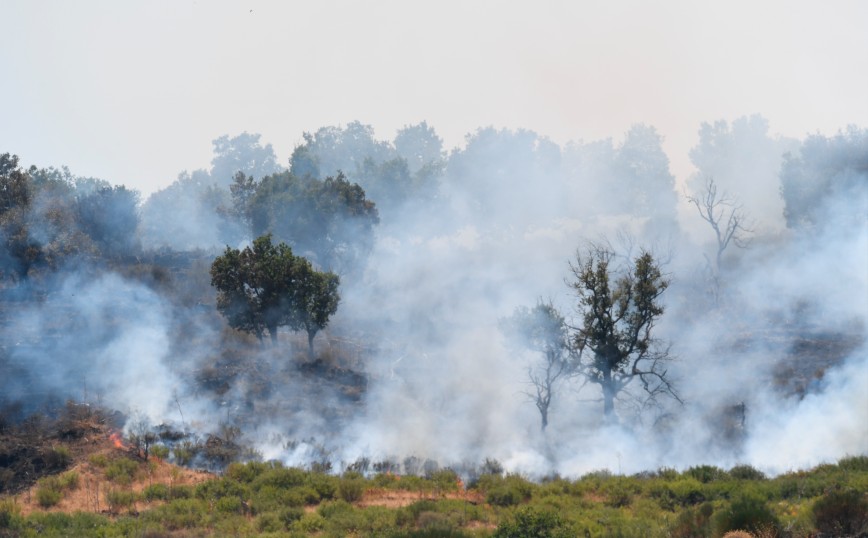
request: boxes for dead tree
[687,175,753,275]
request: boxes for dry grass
[6,434,211,517]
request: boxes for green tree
[569,244,680,422]
[210,234,340,352]
[248,171,379,273]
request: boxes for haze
[2,0,867,196]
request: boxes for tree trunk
[307,329,316,357]
[267,323,278,346]
[602,369,617,423]
[539,406,548,432]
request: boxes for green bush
[89,454,108,467]
[147,498,208,530]
[670,502,714,538]
[106,489,137,513]
[712,493,780,537]
[255,511,283,533]
[143,483,170,502]
[493,506,573,538]
[337,476,366,502]
[292,512,326,533]
[837,455,868,473]
[812,489,868,537]
[195,476,249,501]
[215,495,243,514]
[481,473,534,507]
[22,512,110,536]
[36,485,63,508]
[280,506,305,525]
[150,444,170,460]
[686,465,727,483]
[105,457,139,485]
[58,471,80,490]
[728,464,767,481]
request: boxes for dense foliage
[210,234,340,351]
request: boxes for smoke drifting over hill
[0,120,865,478]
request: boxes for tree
[779,126,868,231]
[687,175,752,277]
[210,234,340,352]
[248,171,379,273]
[500,301,571,431]
[209,132,282,187]
[76,185,140,259]
[569,244,679,423]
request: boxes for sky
[2,0,867,197]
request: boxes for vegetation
[569,244,680,422]
[210,234,340,351]
[1,455,866,537]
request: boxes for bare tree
[569,244,680,423]
[500,301,571,431]
[687,175,753,275]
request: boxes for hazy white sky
[2,0,867,196]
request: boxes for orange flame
[109,432,128,450]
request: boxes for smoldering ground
[0,120,865,479]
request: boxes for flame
[456,476,465,491]
[109,432,128,450]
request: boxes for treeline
[2,120,865,287]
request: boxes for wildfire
[109,431,128,450]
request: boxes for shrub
[687,465,727,483]
[493,507,572,538]
[728,465,767,481]
[670,503,714,538]
[58,471,80,490]
[481,473,534,507]
[36,485,62,508]
[812,489,868,537]
[147,498,208,530]
[105,457,139,485]
[215,495,243,514]
[195,477,249,502]
[292,512,325,533]
[106,489,137,513]
[337,476,366,502]
[279,506,304,526]
[143,483,170,502]
[89,454,108,468]
[45,445,72,469]
[837,455,868,473]
[150,444,170,460]
[713,493,780,537]
[0,498,21,529]
[255,511,282,533]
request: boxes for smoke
[1,120,865,479]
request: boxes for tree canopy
[247,171,379,273]
[210,234,340,352]
[569,244,679,422]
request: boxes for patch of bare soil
[358,487,486,508]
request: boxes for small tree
[210,234,340,352]
[569,244,680,423]
[500,301,571,431]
